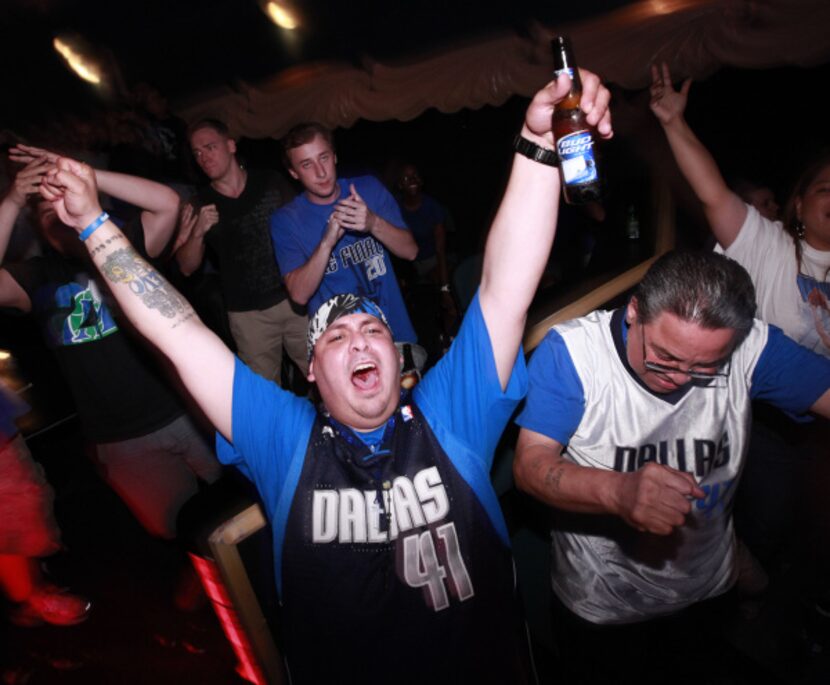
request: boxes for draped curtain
[175,0,830,137]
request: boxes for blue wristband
[78,212,110,241]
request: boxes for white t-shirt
[718,205,830,357]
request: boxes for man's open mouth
[352,361,379,389]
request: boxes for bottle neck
[558,91,582,109]
[553,66,582,100]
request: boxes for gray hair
[635,251,756,340]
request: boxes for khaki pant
[228,299,308,383]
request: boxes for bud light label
[554,67,574,80]
[557,130,597,185]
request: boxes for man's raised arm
[40,157,235,440]
[10,144,180,258]
[649,63,747,248]
[0,157,51,311]
[479,70,613,389]
[1,157,48,264]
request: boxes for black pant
[549,589,737,684]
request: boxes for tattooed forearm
[100,247,191,320]
[172,310,196,329]
[90,233,126,258]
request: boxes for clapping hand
[333,184,376,233]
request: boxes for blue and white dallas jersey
[547,309,766,623]
[519,306,830,625]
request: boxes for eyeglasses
[640,323,731,383]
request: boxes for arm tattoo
[544,463,566,492]
[100,247,191,320]
[90,233,126,258]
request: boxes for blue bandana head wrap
[307,293,391,360]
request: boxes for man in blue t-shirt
[270,123,419,343]
[42,71,613,683]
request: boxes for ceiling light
[266,2,299,30]
[53,35,102,85]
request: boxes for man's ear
[288,167,299,181]
[307,357,316,383]
[626,296,639,326]
[228,138,237,156]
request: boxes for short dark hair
[635,251,756,341]
[281,122,334,168]
[729,176,766,204]
[187,118,231,142]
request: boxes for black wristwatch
[512,135,559,167]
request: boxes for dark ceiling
[0,0,637,131]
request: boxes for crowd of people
[1,58,829,685]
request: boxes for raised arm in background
[649,63,747,248]
[0,158,48,262]
[10,144,180,257]
[0,158,50,310]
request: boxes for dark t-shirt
[197,169,290,312]
[5,219,184,443]
[401,193,446,261]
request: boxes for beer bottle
[551,36,602,205]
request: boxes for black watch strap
[512,135,559,167]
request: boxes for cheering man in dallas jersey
[35,69,613,683]
[514,250,830,683]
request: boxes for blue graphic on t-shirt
[796,272,830,303]
[51,280,118,346]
